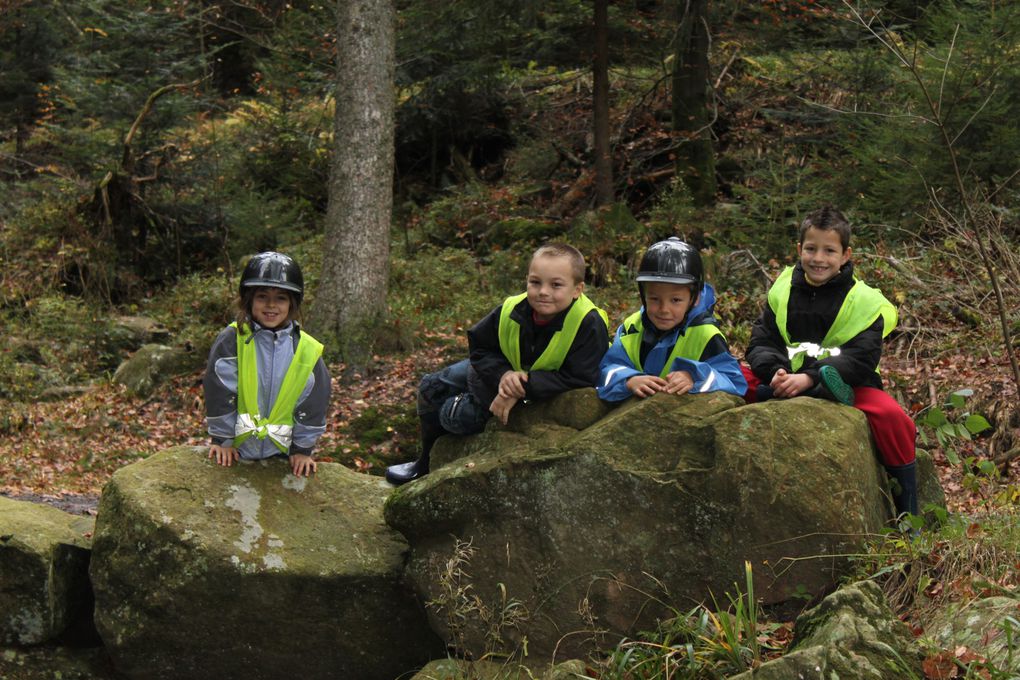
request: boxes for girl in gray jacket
[203,252,331,477]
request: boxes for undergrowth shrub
[0,294,125,398]
[140,271,236,358]
[593,562,783,679]
[388,246,523,341]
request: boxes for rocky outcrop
[411,658,588,679]
[112,343,198,396]
[729,580,922,679]
[111,315,171,347]
[925,596,1020,670]
[0,645,116,680]
[0,497,95,646]
[385,389,916,659]
[89,447,442,680]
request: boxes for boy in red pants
[745,206,918,519]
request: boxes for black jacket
[746,262,885,390]
[466,296,610,406]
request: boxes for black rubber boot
[385,456,428,485]
[385,411,443,486]
[817,365,855,406]
[885,461,919,517]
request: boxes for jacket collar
[791,261,855,291]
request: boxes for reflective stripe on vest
[766,266,897,372]
[231,322,324,453]
[619,311,722,378]
[497,293,610,372]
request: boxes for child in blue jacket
[598,238,746,401]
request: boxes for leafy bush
[387,246,513,340]
[0,294,131,398]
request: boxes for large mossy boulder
[0,646,116,680]
[385,389,905,659]
[112,343,198,396]
[729,580,922,679]
[0,497,95,646]
[89,447,442,680]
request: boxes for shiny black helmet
[636,237,704,289]
[240,252,304,303]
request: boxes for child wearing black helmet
[598,238,747,401]
[385,243,611,486]
[746,206,918,519]
[203,252,331,477]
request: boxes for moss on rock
[0,497,95,646]
[90,447,442,680]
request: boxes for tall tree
[592,0,614,206]
[311,0,395,374]
[672,0,716,206]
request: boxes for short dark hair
[532,243,586,284]
[799,205,852,250]
[235,286,301,328]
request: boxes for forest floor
[1,334,1016,517]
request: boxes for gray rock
[0,646,116,680]
[729,581,922,679]
[925,596,1020,670]
[386,390,937,660]
[411,658,588,679]
[112,315,171,346]
[0,497,95,645]
[111,343,198,396]
[89,446,442,680]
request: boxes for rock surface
[729,580,922,679]
[411,658,588,679]
[386,389,917,659]
[925,596,1020,670]
[112,343,197,396]
[0,646,116,680]
[0,497,95,646]
[89,446,442,680]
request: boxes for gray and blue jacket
[203,321,331,459]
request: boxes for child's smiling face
[643,281,695,331]
[526,254,583,321]
[251,287,292,329]
[798,226,851,286]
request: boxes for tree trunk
[593,0,614,206]
[310,0,395,376]
[672,0,716,207]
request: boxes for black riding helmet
[240,252,304,304]
[636,237,704,305]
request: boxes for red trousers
[740,365,916,466]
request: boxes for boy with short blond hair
[386,243,610,485]
[746,205,918,517]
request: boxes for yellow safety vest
[231,322,324,453]
[497,293,609,372]
[619,311,722,378]
[766,266,897,372]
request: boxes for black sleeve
[467,305,513,395]
[746,304,790,383]
[808,317,884,387]
[524,309,610,400]
[699,333,731,361]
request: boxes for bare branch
[936,24,960,119]
[950,86,997,147]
